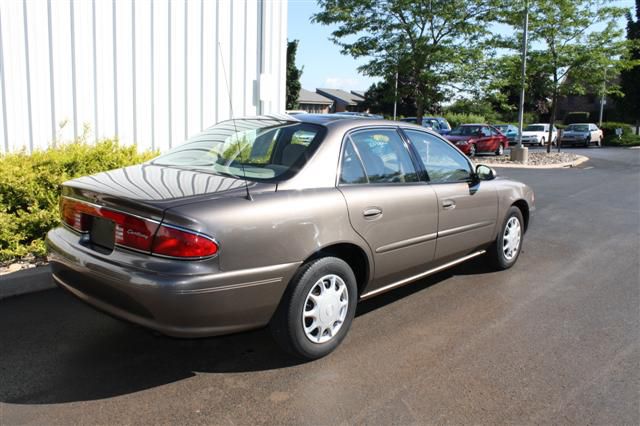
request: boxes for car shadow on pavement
[356,255,496,317]
[0,256,495,405]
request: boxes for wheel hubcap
[302,274,349,344]
[502,217,522,261]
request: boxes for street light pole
[599,67,607,127]
[393,70,398,120]
[511,0,529,163]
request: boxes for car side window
[404,130,472,184]
[347,129,419,183]
[339,139,367,184]
[481,127,492,137]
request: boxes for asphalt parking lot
[1,147,638,425]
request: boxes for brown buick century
[47,114,534,360]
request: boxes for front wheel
[584,137,590,147]
[539,137,545,147]
[487,206,524,270]
[270,257,358,360]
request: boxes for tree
[502,0,630,152]
[313,0,500,124]
[286,40,303,110]
[484,53,553,120]
[620,0,640,125]
[361,75,418,117]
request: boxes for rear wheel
[495,143,504,156]
[270,257,357,360]
[487,206,524,270]
[468,144,477,157]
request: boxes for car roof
[293,113,382,125]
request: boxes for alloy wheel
[302,274,349,344]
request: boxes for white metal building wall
[0,0,288,153]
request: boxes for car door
[403,129,498,261]
[476,126,494,152]
[589,124,597,142]
[338,127,439,290]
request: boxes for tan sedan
[47,114,534,360]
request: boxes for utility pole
[393,70,398,120]
[511,0,529,163]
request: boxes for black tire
[469,144,477,157]
[495,143,504,156]
[539,137,545,147]
[487,206,524,270]
[584,137,590,147]
[270,257,358,360]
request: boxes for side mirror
[475,164,496,181]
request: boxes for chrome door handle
[442,200,456,210]
[363,207,383,218]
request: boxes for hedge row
[0,140,157,262]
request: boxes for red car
[445,124,509,156]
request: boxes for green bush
[563,112,590,125]
[444,113,487,128]
[597,122,640,146]
[0,140,157,262]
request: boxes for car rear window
[524,125,545,131]
[151,119,326,182]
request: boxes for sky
[287,0,637,94]
[287,0,379,92]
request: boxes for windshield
[566,124,589,132]
[524,125,545,132]
[151,119,326,182]
[449,125,481,136]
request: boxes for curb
[0,265,55,300]
[480,155,589,169]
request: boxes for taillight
[60,197,218,258]
[151,225,219,258]
[60,197,159,252]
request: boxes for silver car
[47,114,534,360]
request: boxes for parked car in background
[400,117,452,135]
[520,123,558,146]
[494,124,519,144]
[445,124,509,156]
[46,114,534,360]
[559,123,603,147]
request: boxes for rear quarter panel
[162,188,374,274]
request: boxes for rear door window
[343,129,419,184]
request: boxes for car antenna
[218,42,252,201]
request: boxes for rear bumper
[560,138,586,145]
[46,227,300,337]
